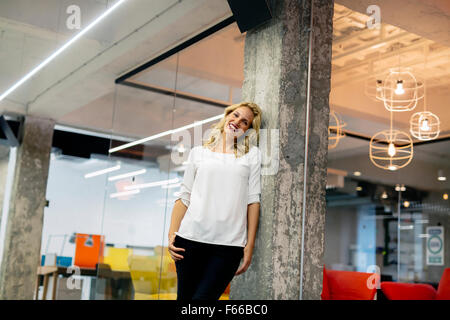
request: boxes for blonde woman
[168,101,262,300]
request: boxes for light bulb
[444,193,449,200]
[388,165,397,171]
[420,119,430,131]
[376,80,382,92]
[388,143,396,157]
[395,80,404,95]
[381,191,388,199]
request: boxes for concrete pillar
[231,0,334,300]
[0,145,10,226]
[0,116,55,299]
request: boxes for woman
[168,101,262,300]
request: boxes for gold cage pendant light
[328,110,346,150]
[370,110,413,171]
[409,57,440,141]
[378,66,423,112]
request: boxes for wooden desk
[36,265,132,300]
[35,266,58,300]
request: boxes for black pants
[174,235,244,300]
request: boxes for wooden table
[35,266,58,300]
[35,265,132,300]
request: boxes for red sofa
[380,268,450,300]
[321,266,379,300]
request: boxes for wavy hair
[203,102,262,158]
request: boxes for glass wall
[36,2,449,301]
[94,22,244,300]
[325,3,449,292]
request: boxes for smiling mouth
[227,122,239,132]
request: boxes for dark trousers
[174,235,244,300]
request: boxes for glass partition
[98,21,245,300]
[325,3,449,294]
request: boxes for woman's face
[224,106,255,138]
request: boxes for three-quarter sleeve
[176,147,197,207]
[247,147,262,205]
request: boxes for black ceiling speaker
[226,0,272,33]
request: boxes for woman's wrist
[246,239,255,249]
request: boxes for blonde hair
[203,102,262,157]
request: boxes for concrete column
[0,116,55,299]
[0,145,10,226]
[231,0,334,300]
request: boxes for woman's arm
[235,202,260,275]
[168,199,188,260]
[246,202,260,249]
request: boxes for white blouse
[175,145,262,247]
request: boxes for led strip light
[108,114,223,153]
[0,0,127,102]
[124,177,179,190]
[85,164,120,178]
[110,189,139,199]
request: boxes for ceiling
[0,0,233,119]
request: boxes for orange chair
[321,266,378,300]
[74,233,105,269]
[380,268,450,300]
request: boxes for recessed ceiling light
[353,171,361,176]
[438,170,447,181]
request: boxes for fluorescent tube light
[108,169,146,181]
[0,0,127,102]
[108,114,223,153]
[85,164,120,178]
[110,189,139,199]
[162,182,182,189]
[124,178,179,190]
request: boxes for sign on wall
[426,226,444,266]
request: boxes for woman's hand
[168,234,185,261]
[235,244,253,275]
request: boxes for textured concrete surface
[0,116,55,299]
[231,0,333,300]
[0,145,10,228]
